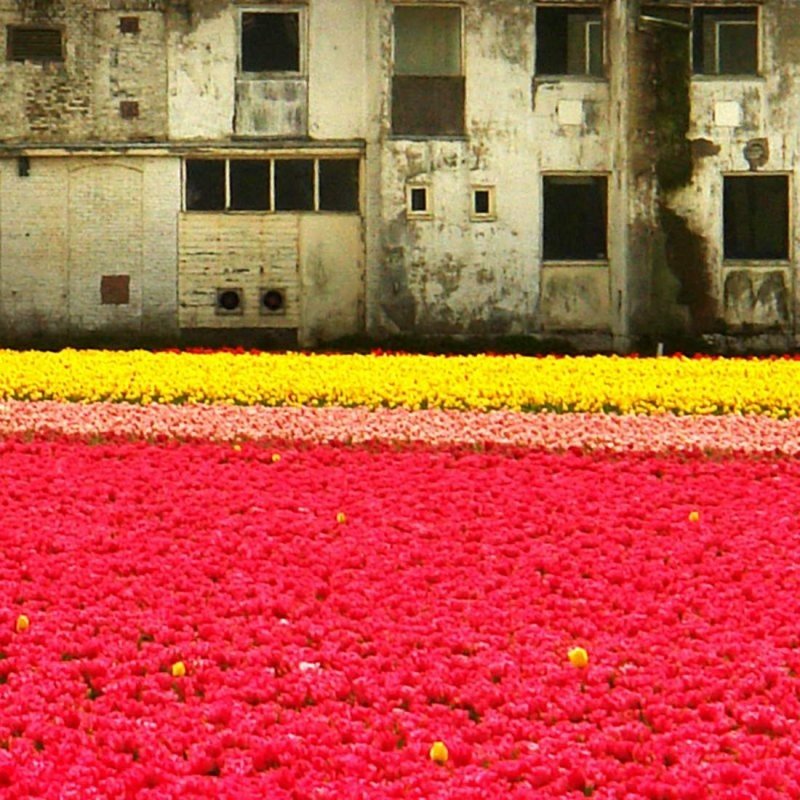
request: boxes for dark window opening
[723,175,788,260]
[230,160,269,211]
[319,160,359,212]
[409,187,428,213]
[7,26,63,62]
[536,7,603,77]
[119,17,140,35]
[693,7,757,75]
[274,159,314,211]
[186,160,225,211]
[543,176,607,260]
[241,12,300,73]
[474,189,491,215]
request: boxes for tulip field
[2,351,800,798]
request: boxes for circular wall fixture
[261,289,285,313]
[216,288,243,314]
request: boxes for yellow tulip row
[0,350,799,416]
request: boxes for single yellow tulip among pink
[429,741,449,764]
[15,614,29,633]
[171,661,186,678]
[688,510,700,522]
[568,647,589,668]
[336,512,347,524]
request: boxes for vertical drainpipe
[608,0,631,351]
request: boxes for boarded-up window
[724,175,788,260]
[185,160,225,211]
[230,160,269,210]
[274,159,314,211]
[694,7,758,75]
[319,160,359,212]
[536,8,603,77]
[543,176,607,261]
[101,275,130,305]
[241,11,300,73]
[7,26,63,62]
[392,6,464,136]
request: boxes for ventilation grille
[7,27,64,62]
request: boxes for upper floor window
[240,10,301,74]
[6,26,63,62]
[392,5,464,137]
[535,6,604,78]
[693,7,758,76]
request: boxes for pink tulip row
[2,437,800,797]
[2,401,800,454]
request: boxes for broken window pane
[229,160,269,211]
[7,26,63,62]
[274,159,314,211]
[723,176,788,260]
[694,8,758,75]
[394,6,461,76]
[543,176,607,260]
[185,160,225,211]
[241,11,300,73]
[319,160,360,212]
[536,8,603,77]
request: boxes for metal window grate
[7,26,63,62]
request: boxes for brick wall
[0,155,179,338]
[0,1,167,143]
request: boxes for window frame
[237,6,307,77]
[692,5,760,78]
[722,173,791,263]
[183,157,361,214]
[406,184,432,219]
[534,5,606,80]
[470,185,496,222]
[541,173,609,263]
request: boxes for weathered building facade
[0,1,797,350]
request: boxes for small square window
[543,175,607,261]
[407,185,431,218]
[119,17,140,35]
[536,7,604,78]
[723,175,788,260]
[471,186,496,221]
[240,11,300,73]
[7,26,63,62]
[694,7,758,76]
